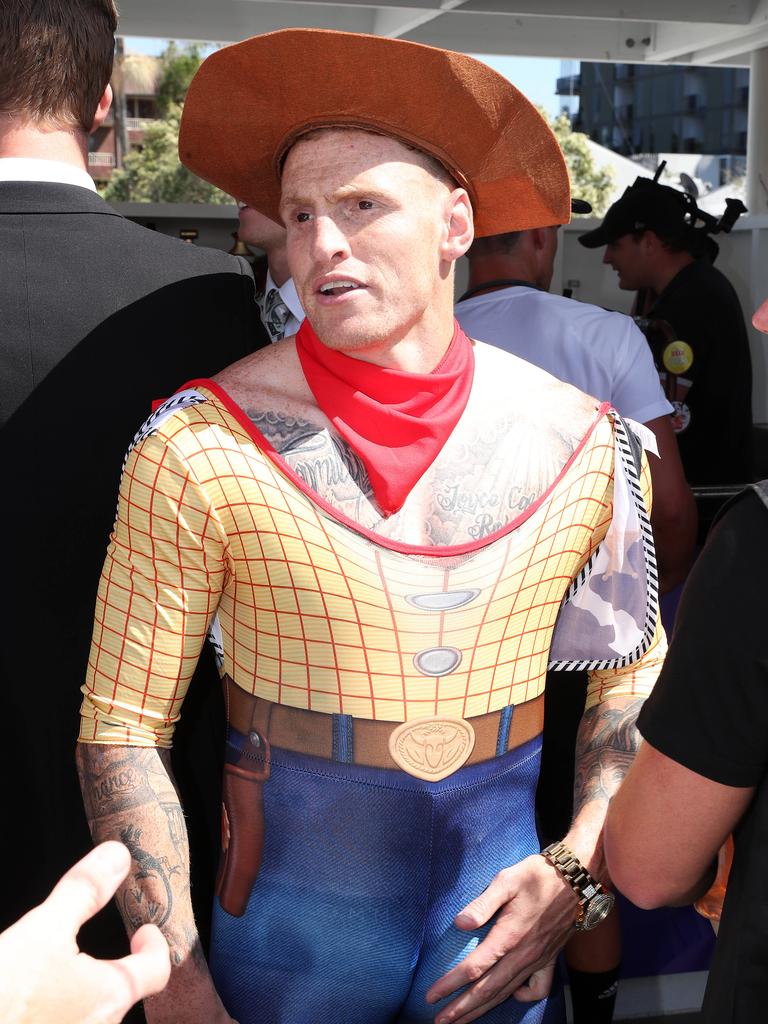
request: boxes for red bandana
[295,319,474,517]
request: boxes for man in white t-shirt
[456,222,697,594]
[456,219,697,1024]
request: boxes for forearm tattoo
[76,744,203,969]
[573,698,644,814]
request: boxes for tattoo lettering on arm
[76,744,202,971]
[573,698,644,814]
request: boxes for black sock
[568,964,620,1024]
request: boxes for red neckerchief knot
[295,319,474,516]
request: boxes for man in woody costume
[76,29,665,1024]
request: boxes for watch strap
[540,840,605,905]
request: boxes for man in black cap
[580,179,753,489]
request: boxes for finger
[426,914,527,1004]
[513,962,555,1003]
[43,842,132,933]
[436,963,555,1024]
[102,924,172,1011]
[434,972,522,1024]
[432,950,542,1024]
[454,873,513,930]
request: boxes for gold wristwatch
[540,841,615,931]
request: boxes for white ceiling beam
[646,0,768,63]
[118,0,374,41]
[405,12,655,62]
[650,22,752,62]
[116,0,768,63]
[453,0,756,25]
[253,0,756,24]
[686,23,768,64]
[373,1,467,39]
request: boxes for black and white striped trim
[548,410,659,672]
[113,389,209,515]
[207,614,225,671]
[123,389,208,465]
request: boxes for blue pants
[210,732,564,1024]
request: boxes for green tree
[155,41,203,117]
[550,113,615,216]
[104,43,230,204]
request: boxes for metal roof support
[746,47,768,216]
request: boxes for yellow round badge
[662,340,694,375]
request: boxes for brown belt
[216,677,543,918]
[225,682,543,772]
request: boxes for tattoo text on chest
[247,407,574,544]
[249,410,372,498]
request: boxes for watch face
[579,892,616,931]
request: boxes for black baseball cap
[578,179,693,248]
[571,197,592,215]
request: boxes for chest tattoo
[248,408,576,546]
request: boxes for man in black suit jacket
[0,0,266,991]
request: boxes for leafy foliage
[103,104,230,203]
[155,42,204,117]
[103,44,230,205]
[550,113,615,216]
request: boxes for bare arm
[565,696,646,880]
[76,743,234,1024]
[605,739,752,909]
[644,414,698,594]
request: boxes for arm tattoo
[573,698,644,813]
[76,744,201,969]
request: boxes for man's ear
[642,229,662,254]
[89,85,113,134]
[528,226,549,251]
[442,189,474,262]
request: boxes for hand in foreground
[0,841,171,1024]
[425,853,578,1024]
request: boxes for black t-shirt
[648,260,753,486]
[638,485,768,1022]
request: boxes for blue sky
[124,37,567,117]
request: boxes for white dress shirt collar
[265,268,305,341]
[0,157,97,192]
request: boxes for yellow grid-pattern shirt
[79,387,665,747]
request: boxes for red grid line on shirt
[212,482,612,624]
[82,431,224,744]
[277,499,346,712]
[375,548,408,715]
[188,422,283,700]
[205,441,345,709]
[491,437,615,707]
[502,519,583,702]
[145,440,185,731]
[454,533,511,718]
[306,498,377,716]
[81,396,640,743]
[82,545,121,742]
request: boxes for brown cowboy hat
[179,29,570,237]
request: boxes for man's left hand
[425,852,577,1024]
